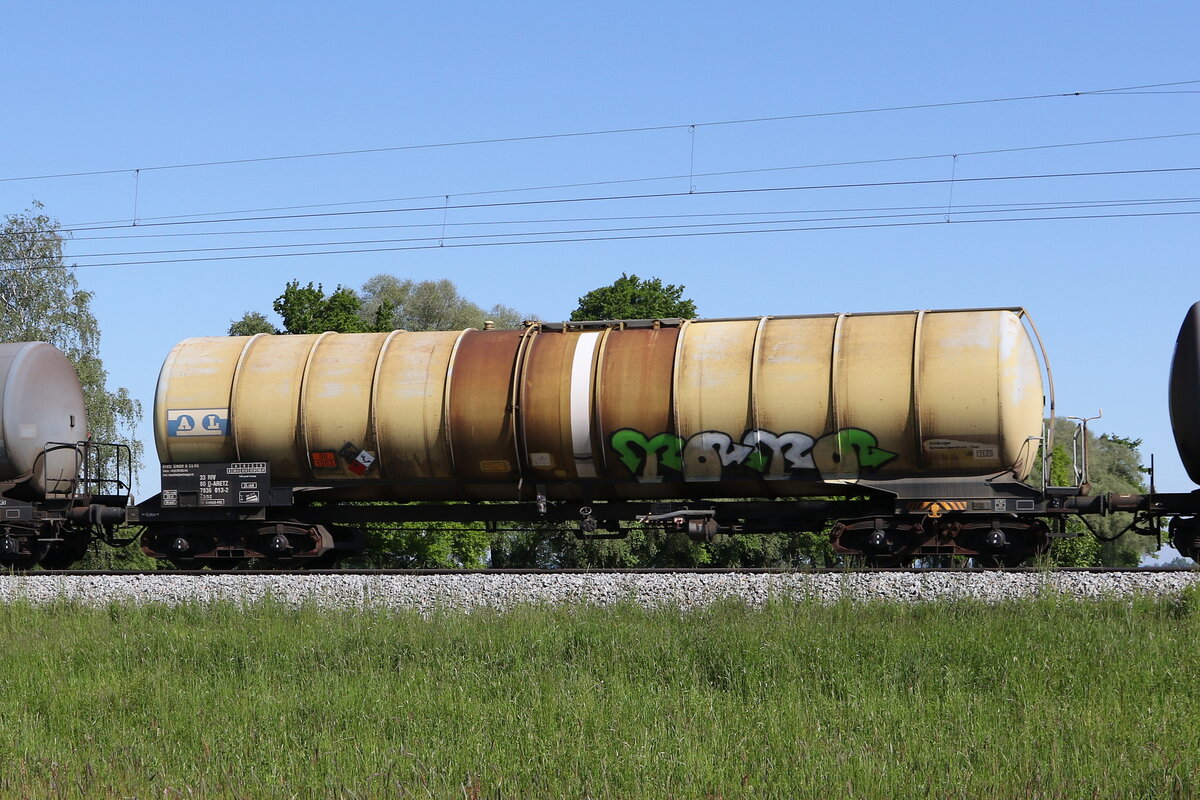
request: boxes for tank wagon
[0,343,133,568]
[4,304,1197,570]
[132,304,1200,568]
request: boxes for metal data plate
[160,462,270,507]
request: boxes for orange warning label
[310,451,338,468]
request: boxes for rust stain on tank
[447,329,523,484]
[520,330,576,476]
[596,326,680,495]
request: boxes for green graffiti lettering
[610,426,896,481]
[837,428,898,471]
[744,450,769,473]
[610,429,684,478]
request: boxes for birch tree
[0,204,143,469]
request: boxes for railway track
[17,565,1200,577]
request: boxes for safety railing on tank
[1065,411,1102,489]
[1015,308,1059,489]
[79,440,134,504]
[38,440,135,503]
[1034,411,1100,494]
[41,442,87,500]
[42,441,133,503]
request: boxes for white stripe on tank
[570,332,601,478]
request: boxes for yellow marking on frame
[910,500,966,518]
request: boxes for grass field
[0,593,1197,798]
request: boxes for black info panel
[160,462,270,507]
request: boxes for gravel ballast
[0,571,1198,610]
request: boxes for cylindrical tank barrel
[0,342,87,496]
[154,309,1046,501]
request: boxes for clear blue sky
[2,1,1198,506]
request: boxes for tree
[228,311,277,336]
[0,205,143,465]
[481,303,526,330]
[360,521,490,569]
[228,281,372,336]
[359,274,529,331]
[1,204,148,567]
[228,275,533,336]
[489,524,834,569]
[273,280,370,334]
[1039,419,1157,567]
[570,273,697,321]
[1042,442,1103,567]
[1086,430,1160,566]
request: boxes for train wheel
[1169,518,1200,561]
[254,522,334,566]
[40,536,91,570]
[0,541,49,571]
[832,519,920,567]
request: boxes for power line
[45,198,1200,260]
[1091,90,1200,95]
[54,209,1200,268]
[58,195,1200,243]
[9,208,1189,270]
[46,129,1200,231]
[1,79,1195,185]
[44,165,1200,235]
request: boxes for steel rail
[11,566,1199,577]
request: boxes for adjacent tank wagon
[0,342,88,496]
[0,343,133,568]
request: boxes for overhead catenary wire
[6,165,1198,263]
[42,197,1200,260]
[55,195,1200,243]
[0,78,1195,186]
[5,208,1197,272]
[1091,90,1200,95]
[3,88,1196,272]
[39,129,1200,231]
[35,164,1200,236]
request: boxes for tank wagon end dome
[0,342,87,495]
[1170,301,1200,484]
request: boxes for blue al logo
[167,408,229,437]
